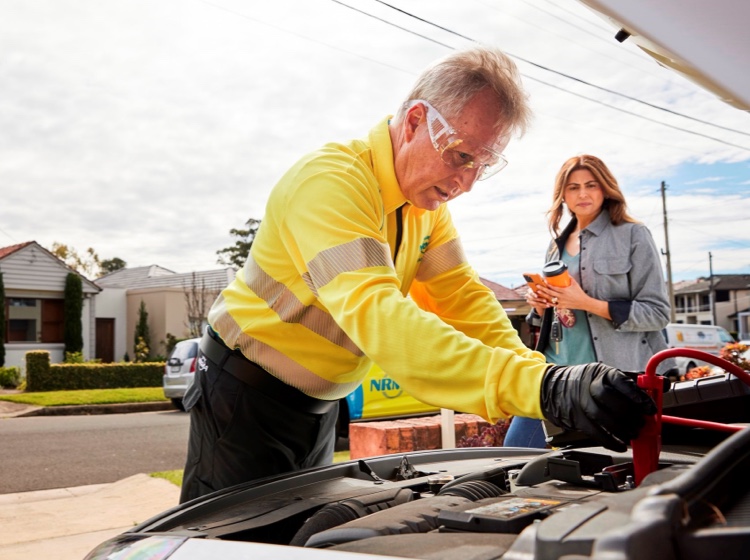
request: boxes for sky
[2,0,749,290]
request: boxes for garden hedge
[25,350,164,392]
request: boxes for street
[0,410,190,494]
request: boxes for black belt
[200,328,336,415]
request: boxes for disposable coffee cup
[543,260,571,287]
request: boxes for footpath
[0,398,180,560]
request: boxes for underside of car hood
[110,427,750,560]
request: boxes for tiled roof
[480,277,524,301]
[674,274,750,294]
[95,266,235,290]
[714,274,750,290]
[0,241,34,260]
[95,265,176,287]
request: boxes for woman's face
[563,169,604,223]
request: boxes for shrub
[134,336,150,363]
[64,273,84,354]
[0,366,21,389]
[720,342,750,370]
[457,418,511,447]
[65,351,85,364]
[134,301,151,360]
[26,350,51,393]
[25,350,164,391]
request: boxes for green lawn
[0,387,167,407]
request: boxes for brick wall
[348,413,491,459]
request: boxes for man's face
[397,89,509,211]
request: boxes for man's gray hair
[397,45,532,139]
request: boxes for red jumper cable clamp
[631,348,750,486]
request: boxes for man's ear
[403,103,424,143]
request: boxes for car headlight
[83,534,187,560]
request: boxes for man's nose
[453,167,479,194]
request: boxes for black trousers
[179,331,338,504]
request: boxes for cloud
[1,0,748,288]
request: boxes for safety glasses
[412,99,508,181]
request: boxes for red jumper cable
[631,347,750,486]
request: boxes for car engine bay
[129,425,750,560]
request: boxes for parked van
[662,323,736,374]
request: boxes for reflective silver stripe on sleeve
[243,257,363,356]
[415,238,467,281]
[211,312,363,400]
[306,237,392,290]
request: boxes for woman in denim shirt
[505,155,672,448]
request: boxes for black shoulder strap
[393,204,404,264]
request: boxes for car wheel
[171,398,185,411]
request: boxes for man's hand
[540,363,657,452]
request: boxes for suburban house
[0,241,101,370]
[673,274,750,339]
[480,277,534,345]
[95,265,236,361]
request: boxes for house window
[5,298,64,343]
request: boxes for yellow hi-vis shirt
[208,117,548,422]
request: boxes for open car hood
[575,0,750,111]
[86,426,750,560]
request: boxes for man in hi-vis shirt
[180,45,656,503]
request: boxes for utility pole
[660,181,676,322]
[709,252,716,325]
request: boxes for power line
[366,0,750,142]
[330,0,453,49]
[198,0,416,76]
[510,0,667,66]
[520,73,750,151]
[510,0,709,95]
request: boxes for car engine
[132,424,750,560]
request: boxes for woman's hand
[544,277,587,309]
[526,285,552,316]
[544,278,611,320]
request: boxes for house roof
[674,274,750,295]
[0,240,102,293]
[673,279,711,295]
[95,265,177,287]
[480,278,524,301]
[95,265,235,291]
[0,241,34,260]
[713,274,750,290]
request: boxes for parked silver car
[162,337,200,411]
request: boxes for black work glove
[540,363,657,452]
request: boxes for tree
[184,272,222,338]
[49,242,126,278]
[134,300,151,361]
[216,218,261,270]
[0,272,5,367]
[100,257,127,275]
[51,243,101,279]
[64,273,84,355]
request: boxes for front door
[95,318,115,363]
